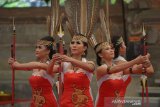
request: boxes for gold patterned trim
[37,40,53,46]
[95,42,110,53]
[72,84,88,107]
[72,35,88,43]
[113,90,121,106]
[33,88,45,107]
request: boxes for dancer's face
[99,45,114,60]
[70,40,87,56]
[35,44,49,59]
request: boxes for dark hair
[82,41,88,57]
[40,36,56,59]
[94,42,103,66]
[111,36,122,59]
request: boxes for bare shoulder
[96,65,106,72]
[95,65,107,79]
[30,61,47,64]
[29,61,48,68]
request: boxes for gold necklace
[39,59,49,63]
[71,64,79,71]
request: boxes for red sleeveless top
[60,72,93,107]
[29,70,58,107]
[95,64,131,107]
[120,75,132,96]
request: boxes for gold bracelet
[129,67,133,74]
[88,62,95,71]
[106,66,112,74]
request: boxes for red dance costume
[60,58,94,107]
[95,64,131,107]
[114,56,132,96]
[29,65,58,107]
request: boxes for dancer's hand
[143,53,151,68]
[135,55,148,64]
[8,57,16,65]
[55,54,72,62]
[143,60,151,68]
[52,54,59,61]
[52,54,72,63]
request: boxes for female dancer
[112,36,131,96]
[49,34,95,107]
[8,36,58,107]
[94,41,154,107]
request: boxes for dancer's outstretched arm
[8,57,48,71]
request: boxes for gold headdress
[72,34,88,43]
[37,40,53,46]
[95,42,110,53]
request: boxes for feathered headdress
[64,0,100,44]
[48,0,64,37]
[50,0,60,37]
[93,0,112,53]
[47,0,65,49]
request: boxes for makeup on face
[102,46,114,52]
[100,46,115,60]
[35,44,48,55]
[72,35,88,43]
[70,40,83,45]
[36,45,43,49]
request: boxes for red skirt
[60,72,94,107]
[29,76,58,107]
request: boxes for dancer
[8,36,58,107]
[94,41,154,107]
[49,34,95,107]
[112,36,131,96]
